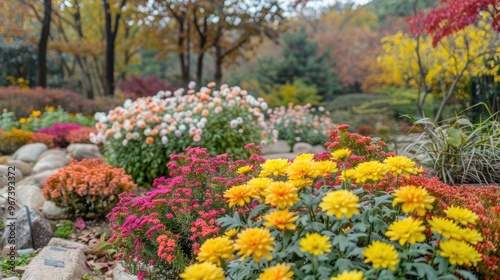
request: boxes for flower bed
[108,124,500,279]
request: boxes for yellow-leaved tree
[377,16,500,121]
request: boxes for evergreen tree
[256,27,343,101]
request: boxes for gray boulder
[6,159,32,177]
[33,149,70,173]
[2,207,54,250]
[262,140,291,155]
[29,169,60,188]
[17,184,46,210]
[293,142,313,154]
[67,143,103,160]
[0,165,23,186]
[310,145,327,153]
[113,263,138,280]
[262,152,299,160]
[12,143,48,163]
[42,201,68,220]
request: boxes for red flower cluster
[28,132,55,148]
[66,126,98,144]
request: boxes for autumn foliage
[43,159,137,219]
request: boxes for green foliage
[377,86,435,118]
[0,110,17,131]
[328,93,390,111]
[0,253,35,278]
[20,106,94,131]
[54,221,74,239]
[256,27,343,101]
[260,79,321,108]
[367,0,437,21]
[403,109,500,185]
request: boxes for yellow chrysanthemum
[457,228,483,245]
[339,169,356,182]
[196,237,234,266]
[265,182,299,209]
[331,148,351,160]
[237,165,253,174]
[287,160,319,180]
[258,263,294,280]
[31,110,42,118]
[247,177,274,195]
[330,270,366,280]
[353,161,390,183]
[438,239,482,266]
[225,228,239,238]
[319,190,360,219]
[392,185,435,216]
[263,209,298,231]
[45,106,55,112]
[383,156,420,178]
[224,184,260,208]
[444,205,479,225]
[428,217,462,239]
[316,160,338,177]
[385,217,426,245]
[234,228,275,262]
[18,118,27,124]
[288,178,313,189]
[299,232,332,255]
[296,153,315,161]
[179,262,225,280]
[362,241,400,271]
[260,159,290,177]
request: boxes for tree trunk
[214,44,222,85]
[103,0,115,96]
[196,53,204,87]
[37,0,52,88]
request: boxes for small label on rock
[44,259,64,268]
[50,247,67,252]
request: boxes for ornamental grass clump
[107,145,265,279]
[43,159,136,219]
[177,125,490,280]
[265,103,337,147]
[93,83,271,186]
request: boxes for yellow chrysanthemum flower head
[438,239,482,266]
[265,181,299,209]
[260,158,290,178]
[444,205,479,225]
[299,232,332,255]
[458,228,483,245]
[263,209,298,231]
[237,165,253,175]
[31,110,42,118]
[392,185,435,216]
[224,184,260,208]
[384,156,420,178]
[353,160,390,183]
[362,241,400,271]
[247,177,274,195]
[196,236,234,266]
[331,148,351,160]
[385,217,426,245]
[295,153,315,161]
[319,190,360,219]
[316,160,338,177]
[339,169,356,182]
[330,270,366,280]
[224,227,239,238]
[257,263,294,280]
[428,217,462,239]
[234,228,275,262]
[179,262,225,280]
[287,160,319,180]
[288,178,313,189]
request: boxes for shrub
[66,126,97,144]
[403,114,500,185]
[116,75,177,100]
[54,221,74,239]
[355,124,374,136]
[28,132,55,148]
[265,103,336,147]
[38,123,82,147]
[42,159,137,219]
[108,145,264,278]
[94,83,270,187]
[0,128,32,154]
[0,110,18,131]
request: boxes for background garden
[0,0,499,279]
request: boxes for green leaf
[248,204,267,222]
[411,263,438,279]
[446,127,462,148]
[456,270,478,280]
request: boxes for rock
[47,238,88,251]
[4,277,20,280]
[29,169,60,188]
[261,140,291,155]
[17,184,46,210]
[2,207,54,250]
[7,159,32,177]
[113,263,138,280]
[293,142,313,154]
[21,238,90,280]
[0,165,23,187]
[32,149,70,173]
[67,144,103,160]
[262,153,299,160]
[42,201,68,220]
[310,145,327,153]
[12,144,48,163]
[2,245,18,258]
[0,155,10,164]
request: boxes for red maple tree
[409,0,500,46]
